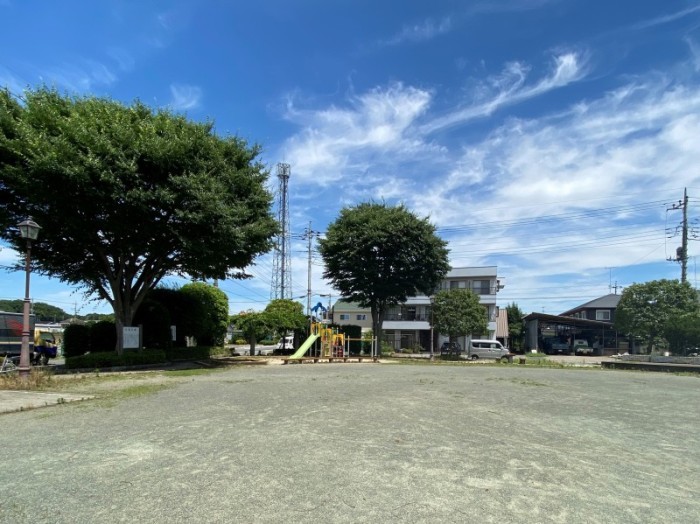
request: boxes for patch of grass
[112,383,172,399]
[0,368,56,391]
[487,377,550,387]
[163,368,224,377]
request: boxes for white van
[467,339,510,360]
[276,335,294,351]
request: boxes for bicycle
[0,354,19,374]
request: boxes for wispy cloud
[422,52,588,133]
[631,4,700,30]
[107,47,135,73]
[686,36,700,71]
[0,66,26,94]
[38,60,117,92]
[169,83,202,110]
[382,16,453,46]
[281,83,434,184]
[282,60,700,309]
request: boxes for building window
[472,280,491,294]
[356,314,367,321]
[450,280,459,289]
[339,314,350,320]
[595,310,610,321]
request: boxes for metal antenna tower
[271,162,292,299]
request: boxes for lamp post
[429,296,435,362]
[17,217,41,379]
[320,293,332,322]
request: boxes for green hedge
[65,350,167,369]
[63,324,91,358]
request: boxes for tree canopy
[614,279,699,353]
[664,312,700,356]
[0,88,277,351]
[0,299,68,322]
[180,282,229,346]
[431,289,487,341]
[318,202,450,342]
[231,310,270,356]
[505,302,524,349]
[264,299,307,336]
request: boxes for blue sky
[1,0,700,318]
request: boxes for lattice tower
[271,162,292,300]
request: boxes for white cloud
[382,16,453,46]
[0,67,26,94]
[169,83,202,110]
[422,52,588,133]
[281,83,433,185]
[277,55,700,312]
[686,36,700,72]
[107,47,135,72]
[631,4,700,30]
[39,60,117,92]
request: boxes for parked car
[467,339,510,361]
[573,339,592,355]
[276,335,294,351]
[543,337,570,355]
[439,341,462,356]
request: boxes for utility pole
[302,222,314,317]
[667,188,690,283]
[681,188,688,283]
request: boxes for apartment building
[332,266,505,351]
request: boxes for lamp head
[18,217,41,241]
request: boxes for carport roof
[523,312,613,328]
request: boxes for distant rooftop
[560,293,621,316]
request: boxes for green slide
[289,334,320,359]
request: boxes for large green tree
[505,302,524,350]
[231,310,270,356]
[0,299,68,322]
[0,88,277,352]
[180,282,229,346]
[664,313,700,356]
[264,298,307,351]
[614,279,699,353]
[432,289,488,343]
[318,202,450,344]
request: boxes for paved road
[1,364,699,523]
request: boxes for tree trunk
[371,304,385,356]
[113,294,136,356]
[250,334,257,357]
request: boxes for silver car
[467,339,510,361]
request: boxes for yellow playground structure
[283,322,378,364]
[289,323,349,359]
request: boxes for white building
[333,266,505,352]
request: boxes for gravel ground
[1,363,698,523]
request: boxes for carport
[523,312,626,355]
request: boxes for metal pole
[19,239,32,379]
[306,222,312,317]
[429,297,434,362]
[681,188,688,283]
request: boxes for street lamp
[17,217,41,379]
[320,293,332,322]
[429,296,435,362]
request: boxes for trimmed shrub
[89,320,117,352]
[335,324,362,354]
[180,283,229,346]
[65,349,167,369]
[165,346,215,361]
[134,298,172,349]
[146,287,197,347]
[62,324,90,358]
